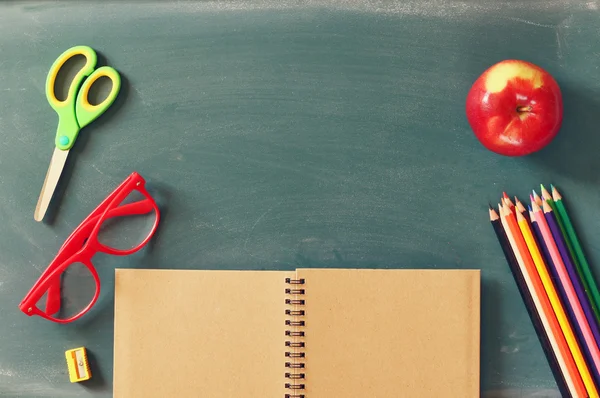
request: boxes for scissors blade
[34,148,69,222]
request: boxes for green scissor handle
[45,45,121,151]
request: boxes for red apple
[466,60,563,156]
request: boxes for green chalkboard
[2,1,600,396]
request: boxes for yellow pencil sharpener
[65,347,91,383]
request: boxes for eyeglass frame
[19,171,160,323]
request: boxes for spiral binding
[285,277,306,398]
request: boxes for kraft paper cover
[298,268,480,398]
[113,269,292,398]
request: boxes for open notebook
[114,268,480,397]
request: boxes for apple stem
[516,106,533,113]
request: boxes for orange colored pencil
[501,204,586,397]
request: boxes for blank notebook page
[113,269,292,398]
[297,268,480,398]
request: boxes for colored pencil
[542,185,581,290]
[527,207,550,265]
[529,207,554,279]
[532,190,543,207]
[515,197,527,215]
[503,193,515,210]
[553,185,600,324]
[489,207,570,398]
[542,185,579,290]
[532,202,600,395]
[541,185,557,214]
[500,204,586,397]
[518,208,596,394]
[540,184,553,204]
[544,203,600,381]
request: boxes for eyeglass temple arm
[45,279,61,315]
[60,199,154,252]
[44,199,155,316]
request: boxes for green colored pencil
[551,185,600,324]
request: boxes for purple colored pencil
[545,208,600,361]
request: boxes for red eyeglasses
[19,172,160,323]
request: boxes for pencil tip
[516,209,525,220]
[552,186,562,200]
[532,190,539,198]
[532,201,541,211]
[515,197,526,213]
[540,184,552,200]
[489,207,499,220]
[543,201,553,212]
[503,192,509,199]
[504,195,515,207]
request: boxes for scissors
[34,45,121,222]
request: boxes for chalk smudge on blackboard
[506,17,555,28]
[0,368,15,377]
